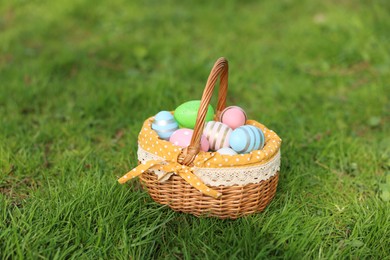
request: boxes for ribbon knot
[118,160,222,198]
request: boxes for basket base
[139,171,279,219]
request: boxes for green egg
[174,100,214,129]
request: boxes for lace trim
[137,146,281,186]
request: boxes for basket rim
[138,116,282,168]
[138,145,281,186]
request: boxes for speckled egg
[174,100,214,129]
[169,128,210,152]
[229,125,265,154]
[216,147,238,155]
[203,121,232,151]
[220,106,247,130]
[151,111,179,140]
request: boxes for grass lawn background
[1,0,389,258]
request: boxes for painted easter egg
[174,100,214,129]
[220,106,247,130]
[203,121,232,151]
[169,128,210,152]
[216,147,238,155]
[151,111,179,140]
[229,125,265,154]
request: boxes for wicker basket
[119,57,282,219]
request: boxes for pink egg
[200,135,210,152]
[169,128,210,152]
[220,106,247,130]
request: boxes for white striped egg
[203,121,232,151]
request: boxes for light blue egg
[152,111,179,140]
[247,125,261,151]
[216,147,238,155]
[256,126,265,149]
[229,125,265,153]
[229,127,250,153]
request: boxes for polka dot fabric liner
[138,116,282,168]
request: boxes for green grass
[1,0,390,258]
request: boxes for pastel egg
[174,100,214,129]
[229,125,265,154]
[216,147,238,155]
[220,106,247,130]
[169,128,210,152]
[203,121,232,151]
[152,111,179,140]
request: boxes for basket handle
[178,57,229,166]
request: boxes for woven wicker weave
[122,57,281,219]
[140,170,279,219]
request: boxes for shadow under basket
[139,170,279,219]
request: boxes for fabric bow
[118,160,222,198]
